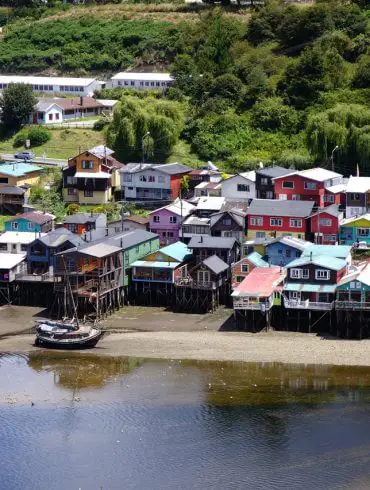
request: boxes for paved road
[1,153,67,168]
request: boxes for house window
[48,114,53,121]
[256,232,265,238]
[319,218,332,227]
[241,264,249,273]
[350,193,360,201]
[315,269,330,280]
[68,188,77,195]
[140,175,147,182]
[153,216,160,223]
[82,160,93,169]
[260,178,268,185]
[282,181,294,189]
[289,219,302,228]
[148,176,155,183]
[223,219,232,225]
[55,113,60,120]
[67,176,77,185]
[266,191,273,198]
[27,222,34,230]
[304,181,316,190]
[197,270,210,283]
[158,175,165,183]
[237,184,250,192]
[324,195,335,203]
[279,194,287,200]
[250,217,263,226]
[84,190,93,197]
[295,251,300,257]
[236,276,244,283]
[11,222,18,230]
[270,217,282,227]
[286,249,291,257]
[169,216,177,224]
[292,195,300,201]
[122,174,132,182]
[358,228,370,236]
[278,249,283,254]
[290,268,309,279]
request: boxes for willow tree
[306,103,370,172]
[106,96,184,162]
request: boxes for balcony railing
[233,298,272,310]
[175,277,218,290]
[335,300,370,310]
[283,298,334,310]
[15,271,58,282]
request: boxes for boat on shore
[35,320,102,349]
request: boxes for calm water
[1,354,370,489]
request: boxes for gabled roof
[266,236,312,252]
[111,72,173,82]
[108,230,158,250]
[9,211,55,225]
[245,251,269,267]
[0,185,26,196]
[122,215,149,225]
[150,199,195,217]
[301,244,351,260]
[0,231,46,244]
[272,168,342,182]
[158,241,192,262]
[196,196,225,211]
[0,162,42,177]
[256,166,292,178]
[210,210,245,228]
[247,199,314,217]
[36,100,63,112]
[340,213,370,226]
[325,183,347,194]
[37,228,84,248]
[346,176,370,194]
[64,213,105,225]
[286,255,346,271]
[203,255,229,275]
[77,242,122,258]
[224,171,256,183]
[339,263,370,287]
[232,266,285,297]
[310,204,341,218]
[0,253,26,269]
[182,215,210,227]
[121,162,191,175]
[188,236,237,249]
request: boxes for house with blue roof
[301,244,352,264]
[0,162,43,188]
[283,254,348,311]
[265,236,312,266]
[131,241,192,284]
[231,251,269,289]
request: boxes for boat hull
[35,331,102,350]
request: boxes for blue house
[27,228,84,276]
[5,211,55,233]
[265,236,312,266]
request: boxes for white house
[120,163,191,201]
[0,231,45,254]
[109,72,173,91]
[345,176,370,218]
[32,96,108,124]
[0,75,100,96]
[221,171,256,202]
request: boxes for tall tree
[0,83,36,130]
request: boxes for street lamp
[331,145,339,172]
[141,131,151,168]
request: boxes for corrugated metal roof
[75,171,110,179]
[340,214,370,226]
[150,199,195,217]
[183,216,210,226]
[247,199,314,217]
[64,213,105,224]
[108,230,158,249]
[189,236,237,249]
[0,185,25,196]
[0,162,42,177]
[346,176,370,193]
[203,255,229,274]
[0,231,46,244]
[247,251,269,267]
[301,245,351,259]
[272,168,342,182]
[232,266,285,297]
[310,204,341,218]
[79,242,122,258]
[159,241,192,262]
[256,166,292,178]
[196,196,225,211]
[338,263,370,287]
[38,228,84,248]
[9,211,54,225]
[266,236,312,251]
[283,283,336,293]
[0,252,26,269]
[131,260,180,269]
[0,75,96,86]
[111,72,173,81]
[286,255,346,271]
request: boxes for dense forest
[0,0,369,174]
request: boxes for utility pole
[331,145,339,172]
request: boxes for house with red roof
[272,168,343,207]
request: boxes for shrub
[13,132,27,148]
[93,119,109,131]
[66,203,81,215]
[28,126,51,146]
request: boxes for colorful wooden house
[272,168,343,207]
[63,213,107,235]
[300,244,352,264]
[149,199,195,246]
[336,263,370,311]
[283,255,347,310]
[188,236,240,265]
[221,171,256,203]
[231,252,269,289]
[255,166,292,199]
[309,204,342,245]
[5,211,55,233]
[265,236,312,266]
[210,209,247,244]
[247,199,314,241]
[345,176,370,218]
[0,162,44,188]
[339,214,370,246]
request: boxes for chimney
[310,251,313,261]
[199,236,203,243]
[105,227,108,236]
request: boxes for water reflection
[27,352,144,390]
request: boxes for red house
[272,168,343,207]
[309,204,343,245]
[247,199,315,241]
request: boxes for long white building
[109,72,173,90]
[0,75,100,95]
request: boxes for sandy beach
[2,305,370,367]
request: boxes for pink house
[149,199,195,245]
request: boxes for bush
[66,203,80,215]
[93,119,109,131]
[28,126,51,146]
[13,132,27,148]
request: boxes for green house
[336,263,370,308]
[110,230,160,286]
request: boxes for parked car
[14,151,35,160]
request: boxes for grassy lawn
[0,128,105,160]
[166,140,203,169]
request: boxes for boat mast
[61,254,80,328]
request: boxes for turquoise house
[336,263,370,306]
[5,211,55,233]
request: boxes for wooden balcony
[335,301,370,311]
[15,271,61,283]
[283,298,334,310]
[175,277,218,290]
[233,298,272,311]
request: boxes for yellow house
[0,162,43,187]
[63,146,124,205]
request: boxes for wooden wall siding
[287,263,346,284]
[231,258,254,287]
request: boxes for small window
[153,216,160,223]
[158,175,165,183]
[260,177,268,185]
[282,181,294,189]
[84,190,93,197]
[289,218,302,228]
[304,181,316,190]
[170,216,177,224]
[292,195,301,201]
[140,175,147,182]
[319,218,332,227]
[315,269,330,280]
[350,193,360,201]
[223,219,232,225]
[237,184,250,192]
[55,113,60,120]
[270,217,282,227]
[27,222,34,230]
[250,217,263,226]
[241,264,249,273]
[48,114,53,121]
[11,222,18,230]
[82,160,93,169]
[148,176,155,183]
[278,249,283,254]
[236,276,244,283]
